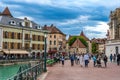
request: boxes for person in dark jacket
[117,53,120,66]
[103,55,108,67]
[70,55,74,66]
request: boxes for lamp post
[8,48,10,60]
[44,33,47,72]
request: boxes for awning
[3,50,29,54]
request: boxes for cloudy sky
[0,0,120,39]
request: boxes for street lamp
[44,33,47,72]
[8,48,10,59]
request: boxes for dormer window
[35,25,41,29]
[19,22,23,26]
[9,20,16,25]
[25,22,29,27]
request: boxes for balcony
[24,38,32,42]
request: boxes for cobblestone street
[38,60,120,80]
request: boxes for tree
[68,36,88,47]
[68,36,77,46]
[92,42,97,54]
[78,36,88,47]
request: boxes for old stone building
[43,25,66,53]
[91,38,107,53]
[67,31,91,54]
[106,8,120,56]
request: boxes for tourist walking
[110,54,113,62]
[113,54,116,62]
[70,54,74,66]
[92,55,97,67]
[61,56,65,66]
[96,54,102,67]
[84,53,89,67]
[103,55,108,67]
[79,54,84,67]
[117,53,120,66]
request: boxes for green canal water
[0,64,25,80]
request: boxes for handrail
[7,62,44,80]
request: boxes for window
[18,43,21,49]
[11,42,14,49]
[59,41,62,45]
[25,22,29,27]
[11,32,14,39]
[19,22,23,26]
[25,43,29,49]
[32,44,35,49]
[17,33,21,39]
[38,44,40,49]
[116,46,119,54]
[25,34,29,40]
[32,35,35,41]
[4,42,8,49]
[54,41,56,45]
[38,36,40,41]
[50,41,52,45]
[5,31,8,38]
[50,35,52,38]
[54,35,56,38]
[9,20,16,25]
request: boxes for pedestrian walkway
[38,60,120,80]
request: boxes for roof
[0,7,43,30]
[70,38,86,48]
[67,35,79,42]
[0,7,13,17]
[91,38,107,44]
[80,31,89,41]
[43,24,66,36]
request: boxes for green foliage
[46,59,55,65]
[78,36,88,47]
[68,36,77,46]
[92,42,97,54]
[68,36,88,47]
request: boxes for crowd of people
[59,53,120,68]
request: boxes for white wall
[105,42,120,57]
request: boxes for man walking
[84,53,89,67]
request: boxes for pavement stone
[38,60,120,80]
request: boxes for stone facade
[91,38,106,53]
[67,31,91,54]
[43,25,66,53]
[106,8,120,56]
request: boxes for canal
[0,64,25,80]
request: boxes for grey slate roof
[0,15,40,29]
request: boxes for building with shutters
[0,7,48,59]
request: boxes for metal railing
[0,58,41,64]
[7,62,44,80]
